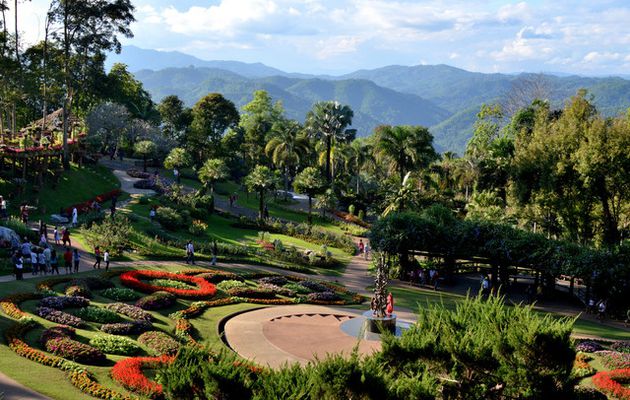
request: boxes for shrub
[80,215,132,257]
[45,337,105,364]
[358,209,365,221]
[155,207,185,230]
[105,303,152,321]
[299,280,329,293]
[217,280,248,291]
[136,291,177,310]
[1,217,38,241]
[65,284,92,298]
[138,195,150,205]
[100,320,152,335]
[89,335,141,356]
[39,296,90,309]
[348,204,355,216]
[37,307,84,327]
[138,331,180,356]
[189,220,208,235]
[74,306,122,323]
[100,287,140,301]
[148,279,195,290]
[258,276,288,286]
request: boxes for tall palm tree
[341,139,373,194]
[374,125,439,185]
[305,101,354,182]
[265,120,311,200]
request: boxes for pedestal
[363,311,397,334]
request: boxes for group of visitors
[228,193,238,207]
[587,298,608,321]
[185,239,218,266]
[357,239,371,260]
[11,234,81,280]
[410,268,440,290]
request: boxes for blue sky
[13,0,630,75]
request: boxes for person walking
[71,207,78,227]
[93,246,102,269]
[73,249,81,273]
[0,195,7,219]
[358,239,364,255]
[174,168,180,184]
[20,203,29,224]
[62,227,71,247]
[186,241,195,265]
[104,249,110,271]
[364,242,370,260]
[63,248,73,274]
[13,252,23,280]
[43,246,52,272]
[598,300,607,321]
[53,226,60,245]
[50,249,59,275]
[39,232,48,248]
[38,251,47,275]
[30,250,38,275]
[149,207,156,222]
[211,240,218,266]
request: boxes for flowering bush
[592,369,630,400]
[74,306,123,323]
[100,287,140,301]
[575,340,604,353]
[138,331,180,356]
[45,337,106,364]
[135,291,177,310]
[111,356,173,398]
[89,335,141,356]
[216,280,248,291]
[37,307,84,327]
[65,189,122,215]
[65,284,92,298]
[67,370,134,400]
[258,283,296,297]
[189,219,208,235]
[101,320,152,335]
[40,325,77,345]
[596,351,630,369]
[611,341,630,353]
[227,287,276,299]
[148,278,194,290]
[39,296,90,310]
[299,280,330,293]
[258,276,288,286]
[105,303,152,321]
[231,297,298,305]
[120,270,216,299]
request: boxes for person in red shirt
[63,248,73,274]
[93,246,101,269]
[62,227,71,247]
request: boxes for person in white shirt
[31,251,39,275]
[72,207,78,227]
[43,247,52,273]
[186,241,195,265]
[173,168,180,184]
[104,250,110,271]
[38,251,47,275]
[0,195,7,219]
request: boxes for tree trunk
[62,4,70,169]
[259,190,264,220]
[307,195,312,224]
[598,185,619,246]
[143,155,147,172]
[325,135,332,182]
[284,167,289,201]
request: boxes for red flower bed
[111,356,173,399]
[65,188,122,215]
[1,293,42,319]
[593,369,630,400]
[120,270,216,299]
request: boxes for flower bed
[148,279,195,290]
[71,277,115,291]
[306,292,339,302]
[65,188,122,216]
[1,293,42,319]
[40,325,76,346]
[216,279,248,291]
[258,276,288,286]
[101,320,152,335]
[597,351,630,369]
[572,352,595,378]
[299,280,330,293]
[120,270,216,299]
[65,284,92,298]
[227,287,276,299]
[169,298,239,320]
[89,335,142,356]
[45,337,106,364]
[136,291,177,310]
[611,341,630,354]
[39,296,90,310]
[174,318,195,342]
[105,303,152,321]
[37,277,73,293]
[37,307,84,327]
[193,270,244,283]
[592,369,630,400]
[67,370,135,400]
[100,287,140,301]
[576,340,604,353]
[111,356,172,399]
[138,331,180,356]
[231,297,298,305]
[257,283,296,297]
[74,306,123,323]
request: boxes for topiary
[100,287,140,301]
[74,306,123,324]
[89,334,141,356]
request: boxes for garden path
[0,373,51,400]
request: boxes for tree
[315,188,337,218]
[134,140,156,172]
[188,93,239,163]
[293,167,326,223]
[305,101,354,182]
[158,95,191,143]
[245,165,279,220]
[164,147,191,170]
[374,125,439,184]
[48,0,135,167]
[85,102,130,154]
[342,139,373,195]
[198,158,228,196]
[106,63,156,120]
[265,119,311,200]
[240,90,283,168]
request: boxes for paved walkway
[0,373,50,400]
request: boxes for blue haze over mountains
[110,46,630,154]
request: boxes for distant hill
[121,47,630,153]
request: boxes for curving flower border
[111,356,173,398]
[120,270,217,299]
[592,369,630,400]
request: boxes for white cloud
[315,36,362,59]
[583,51,621,63]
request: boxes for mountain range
[109,46,630,153]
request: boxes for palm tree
[244,165,279,219]
[341,139,373,195]
[293,166,326,223]
[374,125,439,185]
[198,158,229,196]
[382,172,420,216]
[265,120,311,200]
[305,101,354,182]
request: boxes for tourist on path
[43,247,52,272]
[186,241,195,265]
[73,249,80,273]
[39,233,48,248]
[211,240,218,266]
[174,168,180,184]
[358,239,364,255]
[30,250,38,275]
[13,252,23,280]
[53,227,60,245]
[104,250,110,271]
[71,207,78,227]
[93,246,102,269]
[63,248,73,274]
[149,207,156,222]
[20,238,31,258]
[0,195,7,219]
[50,250,59,275]
[364,243,370,260]
[20,203,29,224]
[62,228,71,247]
[38,251,47,275]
